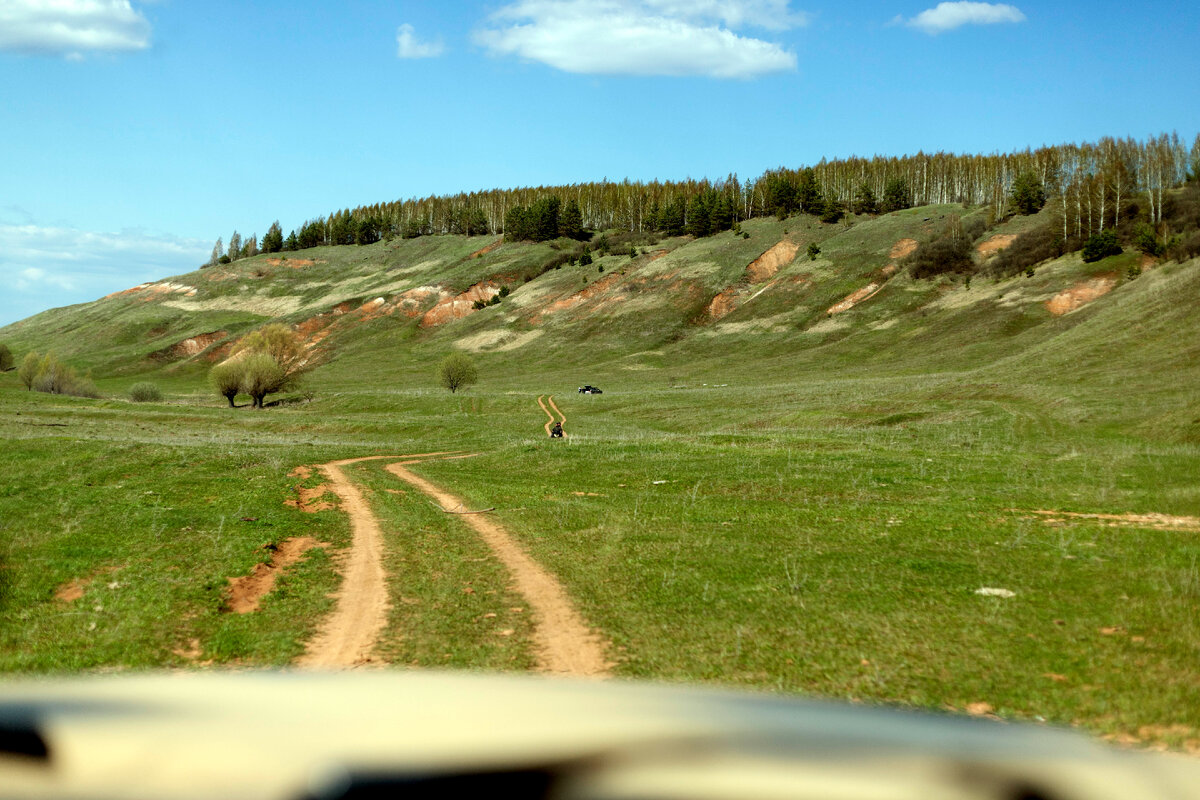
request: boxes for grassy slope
[1,208,1198,751]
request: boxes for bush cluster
[209,323,308,408]
[987,224,1071,278]
[18,352,100,398]
[1081,230,1122,263]
[0,343,13,372]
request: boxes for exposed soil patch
[55,578,88,603]
[385,460,610,677]
[226,537,327,614]
[470,238,503,258]
[1046,275,1117,316]
[535,272,623,322]
[746,240,800,283]
[420,282,500,328]
[171,330,227,358]
[266,258,316,268]
[890,238,919,260]
[1020,509,1200,532]
[285,482,336,513]
[705,289,742,321]
[977,234,1018,258]
[827,282,883,316]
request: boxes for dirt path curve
[536,394,566,436]
[296,452,459,669]
[385,459,610,678]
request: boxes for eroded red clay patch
[470,238,503,258]
[266,257,316,268]
[171,330,227,358]
[977,234,1018,258]
[1046,275,1116,316]
[55,578,88,603]
[286,483,336,513]
[827,282,882,316]
[890,238,918,260]
[420,282,500,327]
[226,538,328,613]
[747,240,800,283]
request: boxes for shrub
[1133,224,1165,257]
[438,353,478,394]
[129,382,163,402]
[472,299,487,310]
[905,235,975,278]
[807,243,821,261]
[0,343,12,372]
[1081,230,1122,263]
[25,352,100,398]
[1168,230,1200,262]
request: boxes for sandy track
[537,394,566,436]
[298,450,609,677]
[296,452,460,669]
[385,460,610,677]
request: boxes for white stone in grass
[975,587,1016,598]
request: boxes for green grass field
[2,209,1198,752]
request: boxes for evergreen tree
[530,195,561,241]
[560,199,585,240]
[504,205,531,241]
[660,198,686,236]
[851,183,878,215]
[881,178,911,212]
[1010,171,1046,215]
[284,230,298,251]
[796,168,823,215]
[262,221,284,253]
[686,193,712,237]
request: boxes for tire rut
[297,450,610,678]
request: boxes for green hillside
[2,203,1198,754]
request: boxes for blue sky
[2,0,1198,327]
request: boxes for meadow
[1,212,1198,753]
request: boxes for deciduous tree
[438,352,478,394]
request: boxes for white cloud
[474,0,802,79]
[0,0,151,57]
[0,222,209,327]
[905,2,1025,34]
[396,22,445,59]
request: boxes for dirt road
[298,451,609,677]
[537,394,566,436]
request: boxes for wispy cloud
[396,22,445,59]
[0,0,152,58]
[904,2,1026,34]
[474,0,803,79]
[0,221,209,327]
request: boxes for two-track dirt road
[297,442,609,677]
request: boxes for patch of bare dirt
[170,330,227,358]
[890,238,918,260]
[285,482,336,513]
[535,273,623,322]
[385,460,611,677]
[1045,275,1117,316]
[1019,509,1200,532]
[1141,254,1158,270]
[225,537,327,614]
[977,234,1018,258]
[746,240,800,283]
[470,238,503,258]
[827,282,882,316]
[420,282,500,327]
[705,289,742,321]
[265,257,316,268]
[55,578,88,603]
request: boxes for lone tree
[209,360,244,407]
[1010,171,1046,215]
[240,352,287,408]
[18,352,39,389]
[0,343,13,372]
[438,352,478,394]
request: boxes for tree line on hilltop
[206,132,1200,267]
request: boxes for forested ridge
[208,133,1200,269]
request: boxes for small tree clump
[438,353,478,394]
[0,343,13,372]
[1081,230,1122,263]
[129,382,163,402]
[807,242,821,260]
[24,352,100,397]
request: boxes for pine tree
[560,199,585,240]
[262,221,284,253]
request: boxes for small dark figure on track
[550,421,564,438]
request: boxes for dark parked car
[578,385,603,394]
